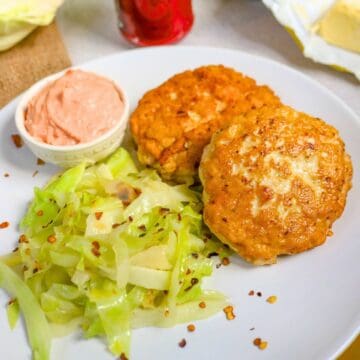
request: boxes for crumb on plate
[253,337,268,350]
[11,134,23,148]
[266,295,277,304]
[178,338,187,348]
[0,221,10,229]
[223,305,236,320]
[259,341,268,350]
[199,301,206,309]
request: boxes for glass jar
[116,0,194,46]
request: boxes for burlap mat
[0,22,71,108]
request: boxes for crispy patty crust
[200,105,353,265]
[130,65,280,181]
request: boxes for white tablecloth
[57,0,360,115]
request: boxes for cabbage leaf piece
[0,261,51,360]
[5,148,231,358]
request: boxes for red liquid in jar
[116,0,194,46]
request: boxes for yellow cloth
[339,335,360,359]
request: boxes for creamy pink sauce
[24,70,124,146]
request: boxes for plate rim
[79,45,360,120]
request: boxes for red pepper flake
[47,235,56,244]
[221,257,230,266]
[128,216,133,222]
[0,221,9,229]
[94,212,103,220]
[253,337,268,350]
[19,234,28,243]
[8,298,16,306]
[37,158,45,166]
[177,213,182,221]
[187,324,195,332]
[248,290,255,296]
[91,241,100,257]
[121,199,131,207]
[257,292,262,297]
[119,353,128,360]
[223,305,236,320]
[32,170,39,178]
[159,207,170,215]
[11,134,23,148]
[112,220,126,229]
[36,210,44,216]
[138,224,146,231]
[92,248,100,257]
[3,173,9,177]
[253,338,261,346]
[178,338,187,348]
[199,301,206,309]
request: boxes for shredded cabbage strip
[0,148,230,358]
[0,261,51,360]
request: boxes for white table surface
[57,0,359,115]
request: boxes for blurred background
[1,0,359,112]
[58,0,359,110]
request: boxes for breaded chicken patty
[130,65,280,181]
[199,105,352,265]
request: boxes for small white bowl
[15,69,130,168]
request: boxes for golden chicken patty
[199,105,353,265]
[130,65,280,181]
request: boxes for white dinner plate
[0,46,359,360]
